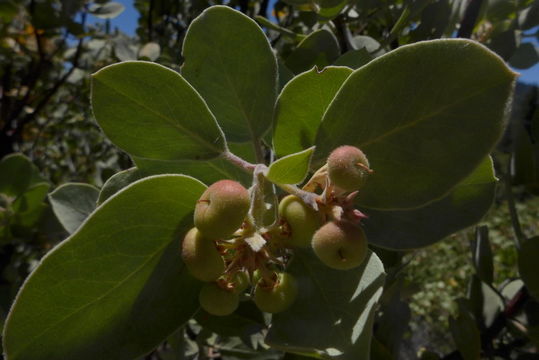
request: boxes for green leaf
[91,61,226,161]
[471,226,494,285]
[449,300,481,360]
[133,142,255,187]
[97,168,144,205]
[314,39,516,210]
[0,153,33,197]
[409,0,451,41]
[317,0,349,19]
[267,147,315,185]
[266,250,385,359]
[0,0,19,22]
[364,157,497,249]
[333,49,373,69]
[285,30,341,74]
[194,301,265,337]
[509,42,539,70]
[519,236,539,301]
[273,66,352,157]
[12,183,50,229]
[49,183,100,234]
[88,2,125,19]
[3,175,206,360]
[182,6,277,143]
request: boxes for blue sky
[89,0,538,85]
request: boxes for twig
[221,151,257,173]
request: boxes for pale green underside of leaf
[3,175,206,360]
[181,6,277,143]
[273,66,352,157]
[267,250,385,360]
[314,39,516,210]
[49,183,99,234]
[97,167,143,205]
[91,61,226,161]
[364,157,497,250]
[267,147,315,185]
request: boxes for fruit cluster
[180,145,372,317]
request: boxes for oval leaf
[97,168,144,205]
[91,61,226,161]
[364,157,497,249]
[88,2,125,19]
[182,6,278,143]
[285,29,341,74]
[333,48,374,70]
[267,147,315,185]
[0,154,33,197]
[266,250,385,359]
[3,175,206,360]
[132,142,255,187]
[273,66,352,157]
[314,39,516,209]
[49,183,100,234]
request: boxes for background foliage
[0,0,538,359]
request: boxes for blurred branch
[258,0,269,17]
[504,157,525,249]
[148,0,154,41]
[457,0,484,38]
[334,15,353,53]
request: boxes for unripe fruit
[194,180,250,239]
[312,221,367,270]
[327,145,370,192]
[199,282,239,316]
[181,227,225,282]
[254,272,298,314]
[231,270,250,294]
[278,195,322,248]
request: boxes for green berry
[327,145,370,192]
[194,180,250,239]
[312,221,367,270]
[181,227,225,282]
[254,272,298,314]
[231,270,250,294]
[278,195,322,247]
[199,282,239,316]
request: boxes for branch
[457,0,484,38]
[148,0,154,41]
[504,157,525,250]
[23,31,85,148]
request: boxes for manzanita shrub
[1,5,518,360]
